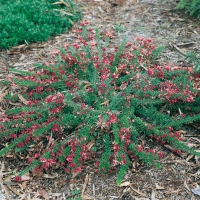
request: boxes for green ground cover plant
[176,0,200,18]
[0,0,81,49]
[0,22,200,185]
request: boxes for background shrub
[176,0,200,18]
[0,0,81,49]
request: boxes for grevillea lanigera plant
[0,22,200,185]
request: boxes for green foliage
[0,0,81,49]
[176,0,200,18]
[0,23,200,185]
[67,189,81,200]
[114,23,126,33]
[186,51,200,73]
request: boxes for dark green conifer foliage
[0,0,81,49]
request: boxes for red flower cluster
[45,92,64,104]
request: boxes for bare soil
[0,0,200,199]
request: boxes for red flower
[161,134,167,138]
[113,144,120,152]
[80,21,89,26]
[69,162,76,168]
[138,145,143,152]
[147,149,155,154]
[112,73,119,79]
[52,50,60,56]
[65,81,74,88]
[138,55,143,63]
[34,153,40,159]
[10,134,17,139]
[125,42,132,47]
[64,168,69,173]
[185,95,194,102]
[74,166,83,173]
[73,43,80,49]
[90,40,97,46]
[121,154,126,164]
[35,86,44,93]
[105,31,114,38]
[14,175,22,182]
[160,140,166,145]
[174,131,181,138]
[40,158,47,163]
[27,157,32,164]
[51,124,60,132]
[158,152,164,158]
[44,159,56,169]
[50,106,63,114]
[81,103,86,110]
[164,66,171,71]
[95,161,100,167]
[107,114,117,124]
[16,142,24,148]
[27,100,39,106]
[103,58,111,65]
[168,126,173,131]
[66,154,74,163]
[80,151,87,159]
[148,68,154,76]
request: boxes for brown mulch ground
[0,0,200,199]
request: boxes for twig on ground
[172,44,186,57]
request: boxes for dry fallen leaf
[119,181,130,187]
[21,173,31,181]
[0,88,8,103]
[129,184,147,197]
[7,184,22,197]
[60,10,74,16]
[42,173,58,179]
[184,180,191,192]
[186,154,194,162]
[82,174,89,196]
[50,193,63,197]
[33,169,44,177]
[18,94,28,105]
[38,188,49,200]
[155,183,165,190]
[22,181,28,190]
[151,190,158,200]
[86,141,95,150]
[82,196,94,200]
[52,0,70,7]
[0,162,10,199]
[100,99,109,106]
[70,183,74,191]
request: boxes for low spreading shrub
[0,0,81,49]
[0,22,200,185]
[176,0,200,18]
